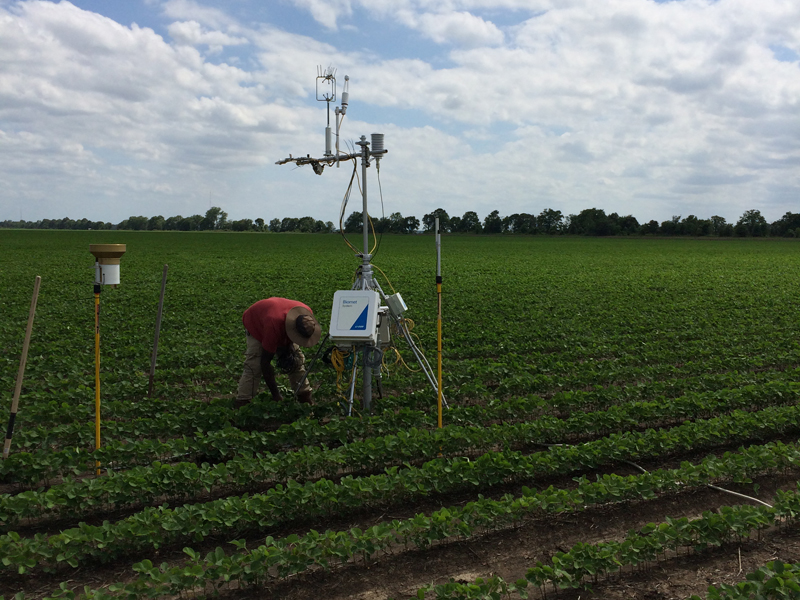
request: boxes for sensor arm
[276,149,387,168]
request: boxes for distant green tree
[388,212,406,234]
[680,215,701,236]
[297,216,317,233]
[120,215,148,230]
[268,218,281,232]
[640,220,659,235]
[568,208,612,236]
[505,213,537,234]
[709,215,727,236]
[422,208,450,232]
[613,214,639,235]
[315,220,333,233]
[180,215,204,231]
[457,211,481,233]
[537,208,564,234]
[344,211,363,233]
[147,215,165,231]
[231,219,254,231]
[736,209,768,237]
[402,215,420,234]
[374,216,392,233]
[164,215,183,230]
[254,218,265,232]
[483,210,503,234]
[200,206,228,230]
[280,217,299,232]
[660,215,681,236]
[770,212,800,237]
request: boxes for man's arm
[260,351,282,401]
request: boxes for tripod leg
[347,359,358,416]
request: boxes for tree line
[3,206,800,238]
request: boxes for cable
[371,264,397,294]
[339,159,360,254]
[372,160,386,259]
[292,333,330,396]
[367,212,378,254]
[391,346,421,373]
[351,163,378,255]
[331,346,354,392]
[707,484,773,508]
[535,442,773,508]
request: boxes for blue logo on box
[350,304,369,330]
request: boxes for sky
[0,0,798,226]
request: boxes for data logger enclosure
[376,306,391,349]
[329,290,380,346]
[385,292,407,317]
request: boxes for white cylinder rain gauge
[89,244,126,287]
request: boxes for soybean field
[2,230,800,599]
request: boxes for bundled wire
[338,155,379,258]
[338,158,360,254]
[330,346,355,394]
[372,159,386,259]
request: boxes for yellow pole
[435,216,443,429]
[88,245,124,477]
[437,281,443,429]
[94,289,101,475]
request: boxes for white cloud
[161,0,235,29]
[291,0,352,30]
[403,11,504,47]
[167,20,248,49]
[1,0,799,225]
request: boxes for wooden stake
[4,276,42,459]
[148,264,169,398]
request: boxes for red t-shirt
[242,298,313,354]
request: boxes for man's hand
[261,351,283,401]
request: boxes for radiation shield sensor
[329,290,380,345]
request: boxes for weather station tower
[277,67,444,415]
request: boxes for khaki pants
[236,331,311,401]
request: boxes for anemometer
[277,66,444,414]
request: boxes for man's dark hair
[296,315,315,338]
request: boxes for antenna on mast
[317,66,336,158]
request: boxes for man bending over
[235,297,321,408]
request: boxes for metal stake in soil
[148,264,169,398]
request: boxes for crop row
[31,449,800,599]
[692,561,800,599]
[418,491,800,598]
[3,403,800,573]
[13,361,800,450]
[449,341,800,398]
[5,375,800,488]
[4,379,800,525]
